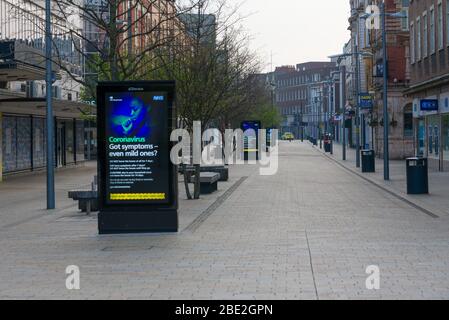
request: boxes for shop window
[2,116,32,172]
[32,117,46,168]
[404,104,413,137]
[427,115,440,159]
[443,115,449,165]
[418,120,425,156]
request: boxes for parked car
[282,132,295,141]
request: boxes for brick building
[273,62,338,138]
[362,0,414,159]
[405,0,449,171]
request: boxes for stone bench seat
[179,165,229,181]
[187,172,220,194]
[68,190,98,214]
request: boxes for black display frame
[241,120,261,161]
[97,81,178,234]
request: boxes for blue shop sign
[359,93,373,109]
[420,99,439,112]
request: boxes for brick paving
[324,142,449,217]
[1,141,449,299]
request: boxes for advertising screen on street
[242,121,261,151]
[97,81,177,234]
[241,120,261,161]
[104,91,169,205]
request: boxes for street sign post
[97,81,178,234]
[359,93,374,110]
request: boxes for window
[401,8,409,31]
[423,12,428,57]
[417,17,421,60]
[430,6,435,53]
[438,1,443,49]
[404,104,413,137]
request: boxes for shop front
[1,114,85,174]
[413,93,449,171]
[0,98,91,180]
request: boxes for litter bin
[361,149,375,173]
[324,134,333,153]
[406,157,429,194]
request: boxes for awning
[0,61,46,82]
[0,97,96,119]
[0,40,61,82]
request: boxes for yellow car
[282,132,295,141]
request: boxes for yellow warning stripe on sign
[110,193,166,200]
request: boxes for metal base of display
[98,210,178,234]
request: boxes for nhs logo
[109,96,122,102]
[153,95,164,101]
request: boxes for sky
[230,0,351,72]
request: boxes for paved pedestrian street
[1,141,449,299]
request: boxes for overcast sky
[232,0,351,72]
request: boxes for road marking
[305,229,319,300]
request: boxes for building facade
[0,0,89,181]
[406,0,449,171]
[273,62,338,139]
[352,0,414,159]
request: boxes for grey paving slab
[1,142,449,299]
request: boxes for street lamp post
[319,88,323,149]
[340,66,346,161]
[45,0,55,210]
[354,42,361,168]
[381,1,390,181]
[330,71,340,150]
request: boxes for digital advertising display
[97,81,177,234]
[105,91,169,205]
[241,120,261,160]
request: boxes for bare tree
[158,0,267,199]
[12,0,268,200]
[13,0,202,101]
